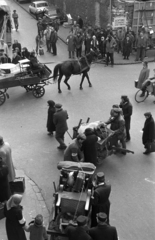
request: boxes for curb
[13,0,155,66]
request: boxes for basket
[135,80,138,88]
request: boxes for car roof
[32,1,48,4]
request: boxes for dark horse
[53,49,98,93]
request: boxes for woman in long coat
[4,194,27,240]
[47,100,56,135]
[0,157,11,202]
[82,128,98,165]
[123,36,131,60]
[137,61,150,96]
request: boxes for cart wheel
[0,91,6,106]
[32,86,45,98]
[135,89,149,103]
[25,85,35,92]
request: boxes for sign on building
[113,17,126,28]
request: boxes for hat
[55,103,62,109]
[97,172,105,181]
[34,214,43,226]
[144,112,151,117]
[77,215,87,226]
[121,95,128,100]
[97,212,107,222]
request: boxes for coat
[0,142,16,182]
[123,39,131,56]
[82,130,98,165]
[89,224,118,240]
[85,36,92,52]
[67,35,75,51]
[47,101,56,133]
[106,37,116,53]
[53,109,68,134]
[66,225,92,240]
[120,101,133,129]
[4,204,27,240]
[137,68,150,89]
[12,55,21,64]
[142,116,155,145]
[0,162,10,202]
[75,35,83,49]
[136,36,147,48]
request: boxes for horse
[53,49,98,93]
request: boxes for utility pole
[109,0,112,24]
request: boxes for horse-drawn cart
[0,59,52,105]
[47,161,96,240]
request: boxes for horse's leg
[79,71,92,90]
[58,74,63,93]
[64,76,71,90]
[85,71,92,87]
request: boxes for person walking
[46,100,56,136]
[66,215,92,240]
[89,212,118,240]
[75,32,83,58]
[12,10,19,31]
[142,112,155,154]
[91,172,111,227]
[0,136,16,183]
[64,134,86,162]
[53,103,68,150]
[137,61,150,97]
[4,194,27,240]
[105,33,116,67]
[120,95,133,142]
[66,32,76,58]
[81,128,98,165]
[0,157,11,202]
[24,214,48,240]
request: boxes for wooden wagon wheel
[0,91,6,106]
[25,84,35,92]
[32,86,45,98]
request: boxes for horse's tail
[53,64,61,82]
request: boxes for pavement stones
[0,170,50,240]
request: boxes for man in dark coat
[46,100,56,135]
[82,128,98,165]
[75,32,83,58]
[89,212,118,240]
[53,103,68,150]
[91,172,111,227]
[12,51,21,64]
[122,35,131,60]
[120,95,133,142]
[77,16,83,29]
[50,27,58,56]
[142,112,155,154]
[66,215,92,240]
[0,157,11,202]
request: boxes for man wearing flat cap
[120,95,133,142]
[142,112,155,154]
[91,172,111,227]
[105,107,126,154]
[53,104,68,150]
[64,134,85,162]
[66,215,92,240]
[89,212,118,240]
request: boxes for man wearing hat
[0,136,16,182]
[89,213,118,240]
[120,95,133,142]
[106,107,126,154]
[91,172,111,227]
[53,104,68,150]
[142,112,155,154]
[66,215,92,240]
[64,134,86,161]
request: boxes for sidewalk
[14,0,155,65]
[0,170,50,240]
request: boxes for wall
[55,0,110,28]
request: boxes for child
[24,214,48,240]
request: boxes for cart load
[47,161,96,239]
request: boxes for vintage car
[29,1,49,19]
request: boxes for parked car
[43,13,67,26]
[29,1,49,19]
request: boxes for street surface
[1,1,155,240]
